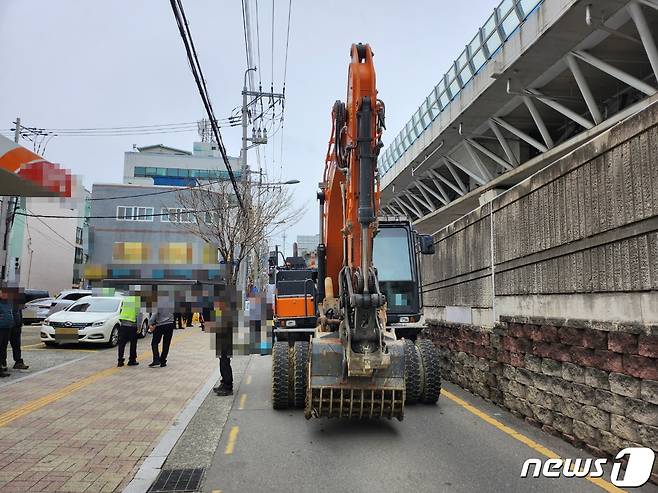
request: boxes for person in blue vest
[0,287,15,377]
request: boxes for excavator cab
[373,218,434,340]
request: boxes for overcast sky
[0,0,499,256]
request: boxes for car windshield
[68,298,120,313]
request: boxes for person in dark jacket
[148,309,175,367]
[8,287,28,370]
[0,288,14,377]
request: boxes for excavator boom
[307,43,405,419]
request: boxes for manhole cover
[148,468,205,493]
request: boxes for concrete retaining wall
[420,97,658,480]
[422,97,658,326]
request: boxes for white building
[295,234,319,256]
[123,143,241,186]
[8,184,90,296]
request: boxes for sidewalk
[0,329,218,492]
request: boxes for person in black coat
[8,288,28,370]
[0,288,14,377]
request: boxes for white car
[41,296,123,347]
[47,289,93,316]
[22,297,54,324]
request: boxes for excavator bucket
[304,332,405,420]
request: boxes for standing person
[117,295,140,367]
[148,308,174,367]
[213,297,234,396]
[8,287,28,370]
[0,288,14,378]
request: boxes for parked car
[23,289,92,324]
[20,289,51,324]
[47,289,93,316]
[41,296,123,347]
[23,289,50,303]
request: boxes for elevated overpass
[379,0,658,234]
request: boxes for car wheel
[108,325,120,347]
[139,320,148,339]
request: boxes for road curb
[123,366,220,493]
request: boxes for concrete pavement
[0,327,219,492]
[202,354,658,493]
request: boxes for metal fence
[378,0,544,176]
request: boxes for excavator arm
[270,43,441,420]
[308,44,406,419]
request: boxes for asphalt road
[203,354,658,493]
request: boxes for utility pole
[1,118,20,281]
[239,67,285,297]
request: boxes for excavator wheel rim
[417,338,442,405]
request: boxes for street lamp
[255,179,300,187]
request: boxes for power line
[27,210,79,249]
[271,0,275,89]
[17,203,240,220]
[283,0,292,88]
[170,0,244,210]
[2,118,237,133]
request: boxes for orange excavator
[271,43,441,419]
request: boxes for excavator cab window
[372,222,420,319]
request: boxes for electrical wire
[18,202,244,220]
[27,210,79,249]
[170,0,244,210]
[270,0,275,89]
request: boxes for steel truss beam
[413,182,437,211]
[464,140,495,181]
[444,160,468,193]
[416,178,448,205]
[628,1,658,82]
[525,89,594,129]
[426,170,453,202]
[522,95,555,149]
[394,196,420,219]
[443,156,487,186]
[565,54,603,124]
[572,50,657,96]
[491,117,548,153]
[466,138,514,171]
[488,119,519,167]
[407,190,434,213]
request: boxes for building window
[161,208,195,223]
[116,206,154,221]
[74,247,84,264]
[75,227,83,245]
[203,211,216,224]
[134,166,146,177]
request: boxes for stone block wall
[423,317,658,483]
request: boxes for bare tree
[175,179,305,286]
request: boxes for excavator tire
[417,338,441,405]
[403,339,422,405]
[272,341,290,409]
[293,341,310,409]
